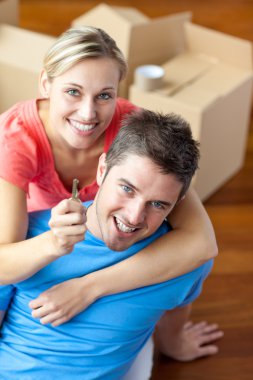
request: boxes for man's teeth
[70,120,96,131]
[115,218,136,233]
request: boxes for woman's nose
[78,98,97,120]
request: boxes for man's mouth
[68,119,97,132]
[115,217,137,233]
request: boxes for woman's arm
[0,179,56,284]
[29,187,218,326]
[0,179,86,285]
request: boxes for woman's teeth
[115,218,136,233]
[70,120,96,132]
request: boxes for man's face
[88,153,183,251]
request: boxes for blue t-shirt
[0,203,213,379]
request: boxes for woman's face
[43,57,121,150]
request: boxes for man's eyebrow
[153,199,172,207]
[118,178,139,191]
[118,178,172,207]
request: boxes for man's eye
[66,89,80,96]
[121,185,132,193]
[97,93,112,100]
[151,201,163,209]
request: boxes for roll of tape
[134,65,165,91]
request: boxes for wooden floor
[19,1,253,379]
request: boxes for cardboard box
[73,4,253,200]
[72,4,253,199]
[130,22,253,200]
[0,24,55,113]
[0,0,19,26]
[72,3,191,98]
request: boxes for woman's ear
[96,153,107,186]
[39,69,51,98]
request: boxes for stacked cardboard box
[0,24,55,113]
[0,0,18,26]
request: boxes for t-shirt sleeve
[179,260,213,307]
[0,285,15,311]
[0,104,39,193]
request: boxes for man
[0,110,222,379]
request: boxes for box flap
[190,63,253,95]
[72,3,148,58]
[129,12,192,65]
[155,55,253,108]
[73,3,148,26]
[185,22,253,70]
[111,5,149,24]
[156,52,214,96]
[172,85,220,109]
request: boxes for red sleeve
[0,104,39,193]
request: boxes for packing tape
[134,65,165,91]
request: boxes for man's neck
[86,202,101,240]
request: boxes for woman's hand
[29,275,100,326]
[49,199,87,257]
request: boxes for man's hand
[165,320,224,361]
[49,199,87,257]
[29,276,99,326]
[154,306,224,361]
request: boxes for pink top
[0,98,137,211]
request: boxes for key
[71,178,80,202]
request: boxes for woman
[0,26,217,326]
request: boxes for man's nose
[78,97,96,120]
[125,200,146,226]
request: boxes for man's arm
[154,303,224,361]
[154,259,223,361]
[154,305,224,361]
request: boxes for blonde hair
[43,26,127,81]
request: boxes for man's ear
[39,69,51,98]
[177,194,185,205]
[96,153,107,186]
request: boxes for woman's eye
[66,89,80,97]
[97,93,112,100]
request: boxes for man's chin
[106,240,132,252]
